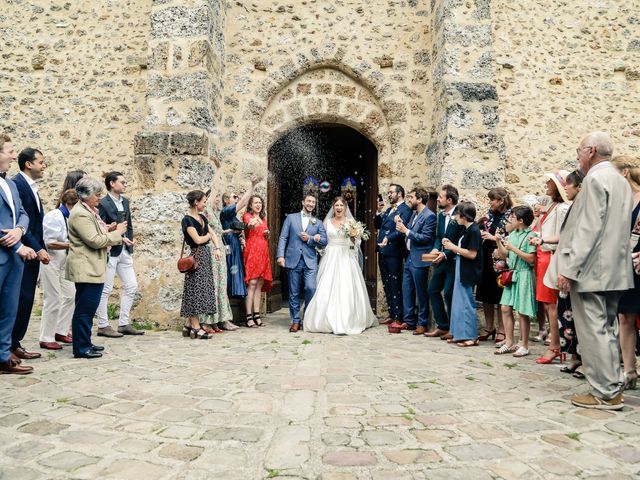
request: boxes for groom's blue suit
[276,212,327,325]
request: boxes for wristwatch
[17,225,26,236]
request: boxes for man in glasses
[375,184,412,326]
[556,131,633,410]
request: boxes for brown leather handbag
[177,238,199,274]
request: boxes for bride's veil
[323,204,364,270]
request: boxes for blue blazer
[405,207,437,268]
[276,212,328,269]
[0,177,30,264]
[12,173,44,253]
[375,202,412,257]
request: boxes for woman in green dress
[200,187,238,331]
[494,206,537,357]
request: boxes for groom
[277,194,327,332]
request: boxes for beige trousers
[39,252,75,342]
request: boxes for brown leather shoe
[54,334,73,344]
[424,328,449,338]
[13,347,42,360]
[440,333,453,341]
[10,352,22,364]
[413,326,427,335]
[0,359,33,374]
[379,317,393,325]
[39,342,63,350]
[289,323,300,332]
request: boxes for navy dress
[618,202,640,314]
[450,224,482,341]
[220,205,247,298]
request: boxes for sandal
[245,313,257,328]
[182,325,192,338]
[623,370,638,390]
[494,332,505,344]
[478,329,496,341]
[190,328,210,339]
[560,362,582,374]
[532,329,548,343]
[457,339,480,347]
[512,346,530,357]
[494,344,516,355]
[572,370,585,379]
[219,321,239,331]
[253,313,264,327]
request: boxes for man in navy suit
[0,135,37,374]
[276,194,328,332]
[425,185,466,337]
[11,148,50,361]
[375,184,412,325]
[396,188,436,334]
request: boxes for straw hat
[543,170,570,203]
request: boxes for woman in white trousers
[39,189,78,350]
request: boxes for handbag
[496,233,531,288]
[177,238,199,274]
[229,219,246,231]
[221,233,231,256]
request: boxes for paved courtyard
[2,312,640,480]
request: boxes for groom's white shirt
[301,210,309,231]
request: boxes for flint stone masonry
[2,0,639,323]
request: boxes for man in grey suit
[557,131,634,410]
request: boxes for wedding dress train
[304,220,376,335]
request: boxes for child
[442,201,483,346]
[494,205,537,357]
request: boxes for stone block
[134,132,169,155]
[296,83,312,95]
[323,451,377,466]
[265,426,310,469]
[315,83,332,95]
[335,84,356,98]
[461,168,502,189]
[147,72,209,101]
[176,156,214,188]
[444,24,492,48]
[170,132,208,155]
[149,42,169,70]
[158,443,204,462]
[450,82,498,102]
[627,39,640,52]
[151,6,212,39]
[188,107,216,132]
[383,100,407,124]
[446,103,472,128]
[134,155,157,189]
[39,451,100,470]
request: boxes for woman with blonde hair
[613,155,640,389]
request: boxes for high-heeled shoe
[494,332,505,344]
[623,370,638,390]
[560,362,582,374]
[182,325,192,338]
[532,329,548,342]
[245,313,257,328]
[253,313,265,327]
[536,347,566,364]
[478,329,496,341]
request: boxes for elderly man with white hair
[555,131,634,410]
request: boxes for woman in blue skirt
[220,175,260,299]
[443,201,483,347]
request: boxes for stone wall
[492,0,640,199]
[0,0,150,208]
[3,0,640,324]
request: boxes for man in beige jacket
[557,131,634,410]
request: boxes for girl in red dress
[242,195,272,327]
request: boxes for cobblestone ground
[2,312,640,480]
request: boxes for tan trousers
[571,290,623,399]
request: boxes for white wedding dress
[304,218,377,335]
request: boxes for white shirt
[444,206,456,231]
[301,211,310,231]
[43,208,69,244]
[109,192,124,212]
[406,213,418,250]
[19,171,41,212]
[0,176,17,227]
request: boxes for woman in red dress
[242,195,272,327]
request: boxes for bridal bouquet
[340,220,371,249]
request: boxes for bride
[304,196,376,335]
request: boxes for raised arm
[235,175,261,212]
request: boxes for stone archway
[266,123,379,313]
